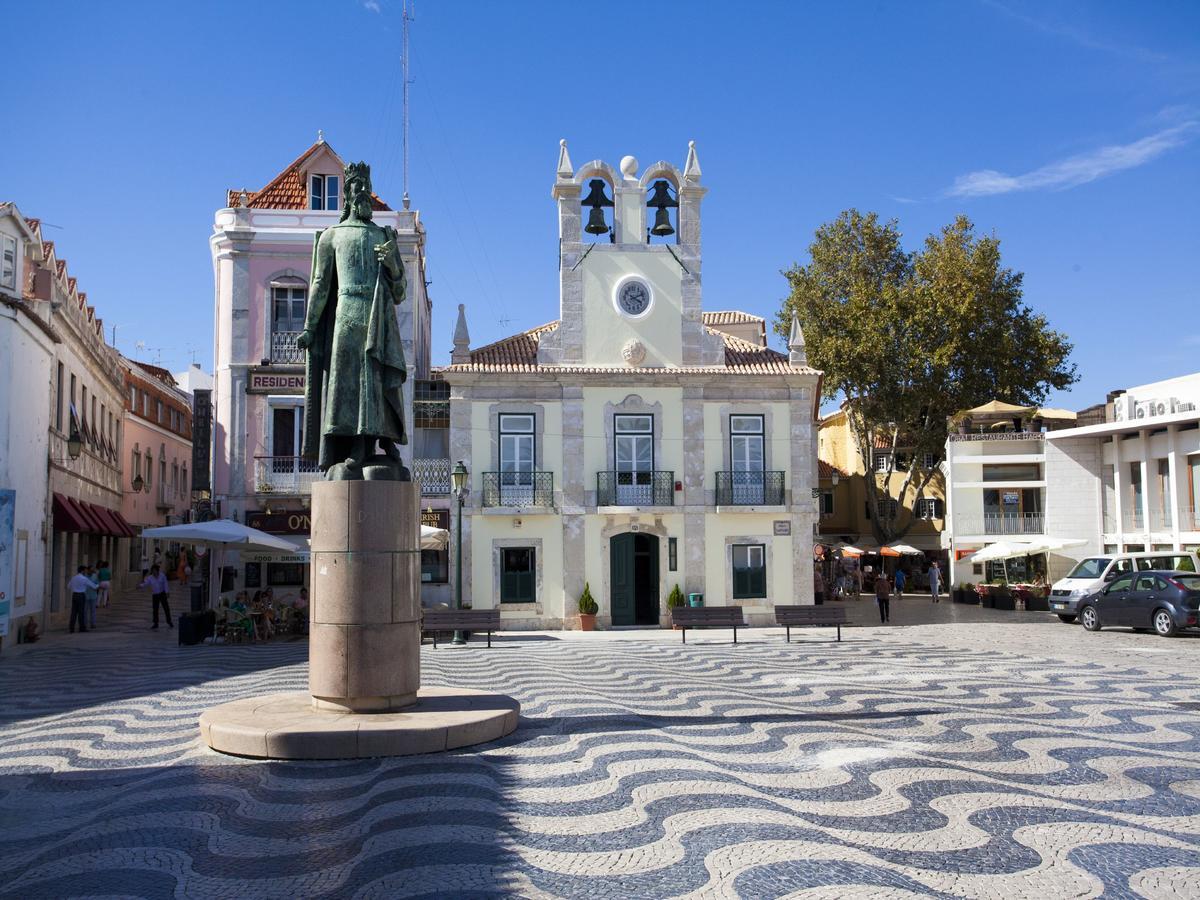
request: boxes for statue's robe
[301,221,407,471]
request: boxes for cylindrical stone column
[309,480,421,712]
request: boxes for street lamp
[132,474,145,493]
[451,460,468,645]
[66,429,82,460]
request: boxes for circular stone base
[199,687,519,760]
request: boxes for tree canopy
[775,210,1076,541]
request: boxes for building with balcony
[441,143,822,629]
[210,137,434,594]
[0,206,135,638]
[118,358,193,590]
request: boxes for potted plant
[989,580,1014,610]
[666,584,684,628]
[578,582,598,631]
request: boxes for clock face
[615,278,652,318]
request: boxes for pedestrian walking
[874,572,891,623]
[97,560,112,607]
[893,567,906,600]
[929,561,941,603]
[67,565,98,633]
[139,564,173,629]
[84,565,100,629]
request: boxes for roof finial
[451,303,472,364]
[556,139,574,179]
[317,129,325,143]
[684,140,701,182]
[788,312,807,366]
[402,192,411,210]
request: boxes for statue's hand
[296,330,313,351]
[374,239,397,264]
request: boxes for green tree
[775,210,1076,542]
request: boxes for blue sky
[3,0,1197,408]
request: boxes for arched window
[270,276,308,363]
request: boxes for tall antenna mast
[401,0,413,210]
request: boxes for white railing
[271,331,304,364]
[255,456,321,494]
[980,512,1044,535]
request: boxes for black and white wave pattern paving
[2,622,1199,898]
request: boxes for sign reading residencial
[246,510,311,535]
[773,520,791,536]
[247,370,306,394]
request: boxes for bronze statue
[298,161,409,481]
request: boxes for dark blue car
[1078,570,1200,637]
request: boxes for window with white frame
[873,451,892,472]
[729,414,766,504]
[309,174,340,211]
[922,452,937,469]
[819,490,835,517]
[614,414,654,504]
[917,498,942,520]
[498,413,535,504]
[871,498,899,519]
[1,234,16,290]
[272,281,308,334]
[732,544,767,599]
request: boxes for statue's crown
[345,161,372,189]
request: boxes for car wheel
[1057,614,1077,624]
[1153,609,1177,637]
[1080,606,1101,631]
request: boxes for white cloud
[946,122,1197,198]
[362,0,381,12]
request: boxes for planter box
[991,590,1015,611]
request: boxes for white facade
[442,144,822,628]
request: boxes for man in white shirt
[67,565,99,633]
[138,565,173,629]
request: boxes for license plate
[1051,603,1065,609]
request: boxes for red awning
[52,493,91,533]
[88,506,123,538]
[110,509,137,538]
[73,500,105,534]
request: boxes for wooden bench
[774,605,850,642]
[670,606,746,643]
[421,608,502,648]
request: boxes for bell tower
[539,141,722,368]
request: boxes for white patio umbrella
[883,541,924,556]
[966,541,1037,563]
[1024,536,1088,555]
[142,520,304,610]
[834,543,866,557]
[420,525,449,550]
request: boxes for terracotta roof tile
[228,140,391,212]
[43,240,54,260]
[702,310,763,326]
[452,317,816,375]
[818,459,848,479]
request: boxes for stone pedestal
[309,480,421,712]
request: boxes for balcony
[155,484,173,511]
[255,456,321,494]
[1123,511,1145,532]
[413,458,451,496]
[270,330,304,365]
[1152,508,1175,530]
[1184,507,1200,532]
[597,470,674,507]
[715,471,785,506]
[981,512,1044,535]
[482,472,555,508]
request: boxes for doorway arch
[610,532,660,626]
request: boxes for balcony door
[614,415,654,505]
[271,279,308,363]
[271,405,304,479]
[499,414,534,506]
[730,415,765,504]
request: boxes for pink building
[210,138,444,598]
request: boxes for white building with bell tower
[441,142,822,629]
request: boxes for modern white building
[442,143,822,628]
[945,377,1200,585]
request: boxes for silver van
[1049,551,1200,622]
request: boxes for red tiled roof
[126,358,178,386]
[454,316,814,375]
[228,140,391,211]
[702,310,763,326]
[818,460,848,479]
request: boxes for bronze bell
[581,178,613,235]
[646,179,678,237]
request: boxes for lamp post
[66,430,82,460]
[450,460,468,645]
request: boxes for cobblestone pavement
[2,592,1199,898]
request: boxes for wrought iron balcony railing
[270,330,304,364]
[254,456,322,494]
[596,470,674,507]
[715,470,785,506]
[982,512,1044,535]
[413,457,451,495]
[482,471,555,508]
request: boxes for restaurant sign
[246,510,311,535]
[247,370,305,394]
[421,508,450,530]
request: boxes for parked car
[1049,551,1200,623]
[1077,570,1200,637]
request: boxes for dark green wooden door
[610,533,635,626]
